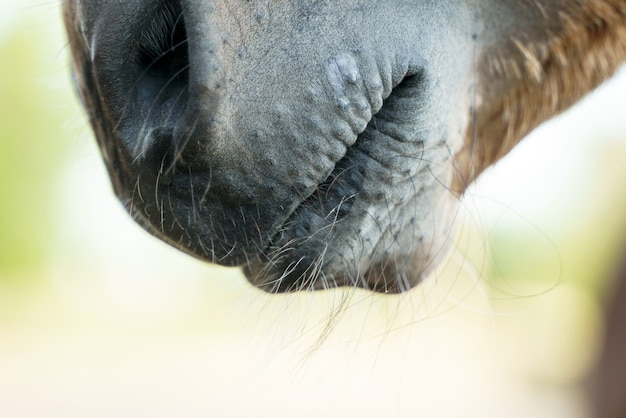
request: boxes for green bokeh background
[0,10,71,277]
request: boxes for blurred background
[1,2,626,417]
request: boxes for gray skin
[62,0,626,293]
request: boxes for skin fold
[62,0,626,293]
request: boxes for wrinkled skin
[63,0,626,293]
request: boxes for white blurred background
[1,2,626,417]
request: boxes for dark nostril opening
[137,0,189,90]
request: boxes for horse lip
[245,75,439,292]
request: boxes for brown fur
[455,0,626,191]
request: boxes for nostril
[129,0,190,170]
[137,0,189,92]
